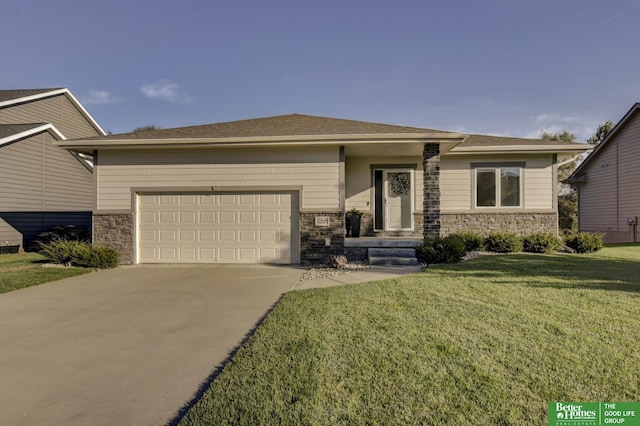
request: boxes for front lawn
[179,246,640,425]
[0,252,91,294]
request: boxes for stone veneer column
[423,144,441,239]
[299,212,344,265]
[93,213,134,264]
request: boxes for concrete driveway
[0,264,304,426]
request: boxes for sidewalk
[292,265,422,290]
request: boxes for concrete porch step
[368,256,419,266]
[368,247,419,266]
[368,248,416,258]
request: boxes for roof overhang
[57,132,467,155]
[0,123,66,146]
[0,123,93,171]
[0,88,106,136]
[445,143,594,157]
[568,103,640,182]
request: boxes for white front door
[384,170,414,230]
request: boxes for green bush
[418,234,467,264]
[39,241,120,269]
[522,232,563,253]
[450,231,485,251]
[38,240,84,265]
[29,225,91,251]
[565,232,604,254]
[485,232,523,253]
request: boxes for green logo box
[548,402,640,426]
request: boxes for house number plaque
[314,216,330,227]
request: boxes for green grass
[179,246,640,425]
[0,252,92,294]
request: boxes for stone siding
[440,211,558,236]
[423,144,441,239]
[355,211,423,237]
[93,213,134,264]
[300,212,345,265]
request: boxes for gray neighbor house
[0,88,105,249]
[567,102,640,243]
[58,113,589,265]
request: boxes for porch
[344,236,423,266]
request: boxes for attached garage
[137,191,299,264]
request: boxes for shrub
[38,240,84,265]
[565,232,604,254]
[418,234,467,264]
[450,231,485,251]
[522,232,563,254]
[485,232,523,253]
[29,225,90,251]
[39,241,120,269]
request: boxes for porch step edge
[344,238,423,248]
[368,256,419,266]
[368,248,416,257]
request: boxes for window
[475,167,521,207]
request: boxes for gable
[569,103,640,182]
[0,93,102,139]
[0,131,93,211]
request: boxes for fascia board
[57,132,467,151]
[0,88,106,136]
[446,144,594,155]
[0,123,66,147]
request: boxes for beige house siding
[578,111,640,242]
[345,156,423,213]
[0,220,21,246]
[0,132,93,246]
[96,147,340,211]
[0,94,101,139]
[440,154,555,211]
[0,133,93,211]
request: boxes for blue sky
[3,0,639,140]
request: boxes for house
[567,103,640,243]
[58,114,589,264]
[0,88,105,249]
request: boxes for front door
[375,169,414,231]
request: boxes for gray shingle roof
[96,114,450,140]
[0,123,48,139]
[0,89,63,104]
[460,134,585,147]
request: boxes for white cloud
[83,90,120,105]
[534,113,585,125]
[139,79,192,102]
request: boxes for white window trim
[474,166,523,209]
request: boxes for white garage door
[138,192,297,264]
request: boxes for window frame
[472,162,524,209]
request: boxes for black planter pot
[349,215,361,238]
[0,245,19,255]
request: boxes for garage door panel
[139,192,296,264]
[179,211,196,223]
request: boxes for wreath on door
[389,173,410,195]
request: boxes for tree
[586,120,614,146]
[540,130,578,232]
[540,130,577,183]
[132,125,161,133]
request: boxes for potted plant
[346,208,364,238]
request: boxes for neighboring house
[59,114,589,264]
[567,103,640,243]
[0,88,105,249]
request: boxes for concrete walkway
[293,265,422,290]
